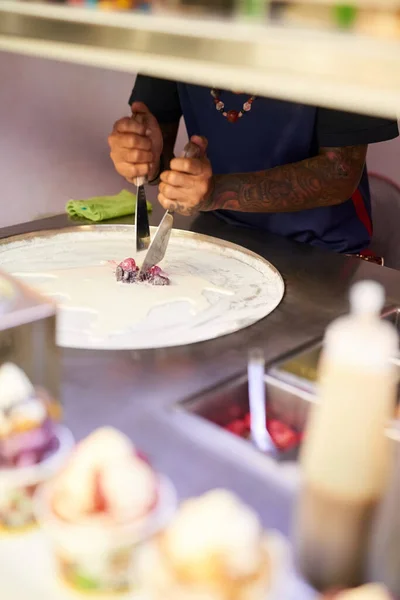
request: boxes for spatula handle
[182,140,202,159]
[166,142,203,216]
[132,112,149,188]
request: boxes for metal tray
[269,306,400,393]
[177,372,315,461]
[177,308,400,462]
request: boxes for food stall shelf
[1,1,400,118]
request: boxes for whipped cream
[0,363,47,439]
[0,363,35,410]
[337,585,392,600]
[52,427,157,524]
[164,489,263,577]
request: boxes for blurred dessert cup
[136,488,288,600]
[0,362,70,532]
[35,427,176,594]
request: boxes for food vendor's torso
[177,83,371,254]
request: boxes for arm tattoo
[208,145,367,213]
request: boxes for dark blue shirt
[130,77,398,253]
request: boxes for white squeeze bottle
[367,420,400,595]
[294,280,398,592]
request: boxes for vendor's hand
[159,135,214,216]
[108,102,163,183]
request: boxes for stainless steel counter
[2,206,400,587]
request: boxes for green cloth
[333,4,358,28]
[66,189,152,222]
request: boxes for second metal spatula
[139,141,202,275]
[135,175,150,252]
[133,112,150,252]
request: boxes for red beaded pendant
[226,110,239,123]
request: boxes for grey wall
[0,51,398,229]
[1,53,137,227]
[0,52,186,228]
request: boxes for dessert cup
[35,473,177,595]
[135,526,289,600]
[0,425,74,533]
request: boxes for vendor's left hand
[159,135,214,216]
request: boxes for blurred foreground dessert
[323,584,392,599]
[35,427,176,594]
[0,362,70,531]
[136,489,276,600]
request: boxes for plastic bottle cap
[349,280,385,317]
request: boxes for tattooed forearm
[207,145,367,213]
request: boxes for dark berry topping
[152,275,170,286]
[115,266,123,282]
[116,258,170,285]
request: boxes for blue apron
[177,84,371,254]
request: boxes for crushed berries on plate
[115,258,170,286]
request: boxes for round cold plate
[0,225,284,350]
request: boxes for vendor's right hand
[108,102,163,184]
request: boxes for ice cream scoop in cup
[0,425,74,532]
[0,362,67,533]
[34,427,177,595]
[135,489,289,600]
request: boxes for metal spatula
[248,348,274,453]
[133,112,150,252]
[135,175,150,252]
[138,141,201,276]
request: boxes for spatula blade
[135,185,151,252]
[139,211,173,275]
[138,140,202,274]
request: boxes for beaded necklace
[210,89,256,123]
